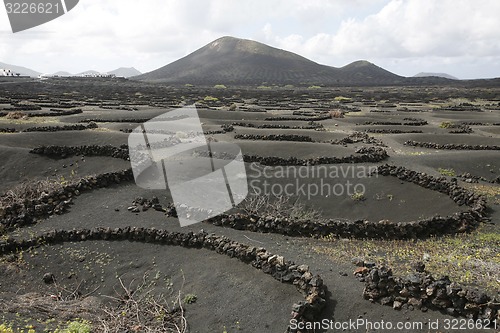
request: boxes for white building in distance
[1,69,21,76]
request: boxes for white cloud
[330,0,500,58]
[0,0,499,78]
[261,0,500,77]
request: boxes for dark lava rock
[413,261,425,273]
[43,272,56,284]
[407,273,422,285]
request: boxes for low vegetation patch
[0,178,71,210]
[439,121,453,128]
[464,183,500,198]
[333,96,352,102]
[437,167,456,177]
[5,111,27,120]
[0,319,91,333]
[99,274,188,333]
[63,320,92,333]
[350,191,366,201]
[407,151,427,156]
[0,272,189,333]
[0,116,59,125]
[182,294,197,304]
[464,183,500,205]
[328,110,344,118]
[316,227,500,292]
[203,95,219,102]
[241,194,323,221]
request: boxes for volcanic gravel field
[0,78,498,333]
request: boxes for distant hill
[77,70,100,76]
[107,67,141,78]
[414,72,459,80]
[52,71,72,77]
[134,36,404,86]
[339,60,402,83]
[0,61,40,77]
[50,68,141,77]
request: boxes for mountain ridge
[0,62,141,78]
[2,37,497,85]
[107,67,142,78]
[414,72,459,80]
[0,61,41,77]
[134,36,406,85]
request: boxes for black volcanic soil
[394,133,500,146]
[234,141,358,158]
[232,127,347,142]
[1,240,299,333]
[0,79,498,333]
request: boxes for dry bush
[0,273,188,333]
[99,274,187,333]
[329,110,344,118]
[0,291,100,330]
[241,194,323,221]
[79,272,189,332]
[5,111,27,120]
[0,179,67,208]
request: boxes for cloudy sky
[1,0,499,79]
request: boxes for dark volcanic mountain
[134,36,404,85]
[339,60,403,83]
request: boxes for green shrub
[204,96,219,102]
[213,84,226,89]
[183,294,197,304]
[64,320,91,333]
[0,324,14,333]
[438,168,456,177]
[333,96,351,102]
[350,191,366,201]
[316,228,500,292]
